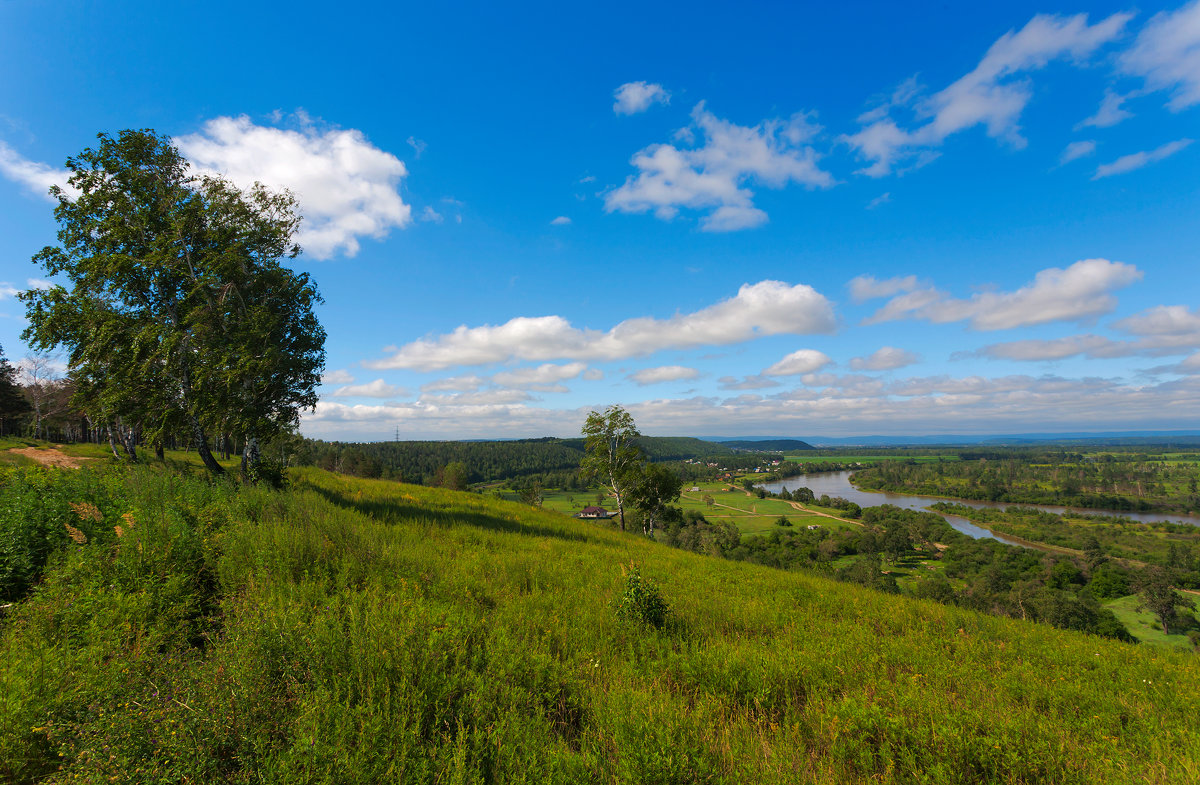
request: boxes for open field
[1105,594,1197,650]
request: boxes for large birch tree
[21,130,325,479]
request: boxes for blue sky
[2,0,1199,440]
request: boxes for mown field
[2,457,1200,783]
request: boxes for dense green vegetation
[929,503,1200,574]
[290,435,737,486]
[4,460,1200,782]
[852,450,1200,513]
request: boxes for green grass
[1105,594,1198,650]
[2,462,1200,782]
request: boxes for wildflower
[64,522,88,545]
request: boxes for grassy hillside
[2,461,1199,783]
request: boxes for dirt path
[7,446,92,469]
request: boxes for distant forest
[290,436,741,485]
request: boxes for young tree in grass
[580,405,643,531]
[628,462,683,537]
[21,130,324,478]
[1139,567,1194,635]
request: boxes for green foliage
[4,464,1200,783]
[613,563,671,629]
[21,129,325,478]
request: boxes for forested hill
[293,435,735,484]
[717,439,815,451]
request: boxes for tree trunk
[106,423,122,460]
[240,434,261,483]
[190,416,225,475]
[155,442,165,461]
[122,425,138,463]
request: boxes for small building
[578,506,612,519]
[689,486,700,492]
[807,524,821,530]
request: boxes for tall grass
[1,465,1198,783]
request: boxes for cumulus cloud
[421,374,488,393]
[322,369,356,385]
[1077,89,1135,129]
[330,379,410,398]
[605,103,835,231]
[865,258,1142,330]
[763,349,833,376]
[970,334,1120,362]
[628,365,701,385]
[492,362,590,391]
[303,371,1200,441]
[175,114,411,259]
[419,206,444,223]
[613,81,671,115]
[718,374,781,391]
[0,141,70,200]
[1120,0,1200,111]
[849,346,920,371]
[847,274,920,303]
[1115,305,1200,336]
[368,280,836,371]
[843,12,1130,176]
[1059,140,1096,165]
[1093,139,1193,179]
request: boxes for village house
[577,506,611,519]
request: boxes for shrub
[614,563,670,629]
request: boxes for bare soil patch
[8,446,93,469]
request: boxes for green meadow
[2,459,1200,783]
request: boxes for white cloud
[847,274,920,303]
[718,374,781,391]
[492,362,590,390]
[849,346,921,371]
[420,206,443,223]
[843,12,1130,176]
[1114,305,1200,336]
[303,372,1200,441]
[972,334,1119,362]
[1120,0,1200,111]
[763,349,833,376]
[1077,89,1135,129]
[866,192,891,209]
[613,81,671,115]
[0,141,70,200]
[1093,139,1194,179]
[550,216,572,226]
[175,114,411,259]
[420,389,535,406]
[25,278,53,290]
[368,280,836,371]
[629,365,701,385]
[322,369,357,385]
[421,374,488,393]
[406,136,427,157]
[1059,140,1096,165]
[330,379,410,398]
[605,103,835,231]
[865,258,1142,330]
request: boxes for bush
[614,563,670,629]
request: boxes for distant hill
[715,439,815,451]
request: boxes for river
[756,470,1200,547]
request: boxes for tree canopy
[21,129,325,478]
